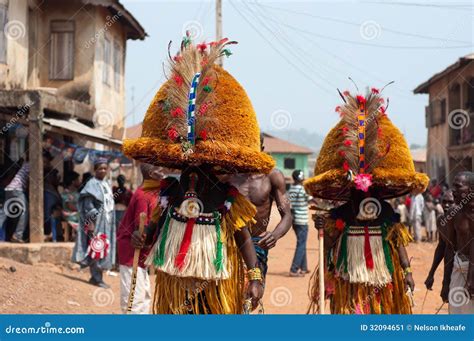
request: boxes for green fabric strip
[155,209,172,267]
[381,221,394,274]
[213,211,223,272]
[336,224,349,273]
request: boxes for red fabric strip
[364,225,374,270]
[174,218,196,270]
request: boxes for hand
[131,231,146,249]
[86,222,95,232]
[313,215,326,230]
[257,231,277,250]
[424,275,434,290]
[247,280,264,310]
[404,272,415,292]
[440,284,450,303]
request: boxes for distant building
[411,148,427,174]
[0,0,146,242]
[262,133,313,182]
[414,54,474,184]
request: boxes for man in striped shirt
[5,160,30,243]
[288,169,313,277]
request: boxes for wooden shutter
[49,20,74,80]
[440,99,446,124]
[425,104,432,128]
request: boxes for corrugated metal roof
[44,117,122,147]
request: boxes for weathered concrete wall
[91,6,126,139]
[36,0,95,92]
[0,242,74,266]
[0,0,29,89]
[0,0,128,132]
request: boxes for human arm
[82,195,100,231]
[398,243,414,292]
[313,212,342,256]
[234,227,264,310]
[441,219,455,302]
[425,238,446,290]
[468,221,474,297]
[131,201,162,249]
[258,170,292,249]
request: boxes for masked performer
[306,88,429,314]
[123,34,275,314]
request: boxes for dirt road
[0,208,446,314]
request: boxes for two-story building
[0,0,146,242]
[414,54,474,185]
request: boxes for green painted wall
[269,153,310,179]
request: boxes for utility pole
[216,0,223,66]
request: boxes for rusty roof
[263,133,313,154]
[82,0,147,40]
[125,122,142,139]
[413,53,474,94]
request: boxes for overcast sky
[122,0,473,146]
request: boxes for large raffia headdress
[304,86,429,200]
[123,33,275,174]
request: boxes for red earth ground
[0,207,446,315]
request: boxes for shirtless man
[441,171,474,314]
[229,136,292,278]
[424,190,455,290]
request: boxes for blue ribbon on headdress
[187,72,201,146]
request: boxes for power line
[228,0,335,95]
[253,8,472,49]
[257,2,472,44]
[362,1,474,11]
[241,1,339,90]
[249,1,423,102]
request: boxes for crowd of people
[392,179,451,244]
[0,152,133,245]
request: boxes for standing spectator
[62,171,81,239]
[424,191,455,290]
[44,168,62,242]
[72,158,116,288]
[288,169,312,277]
[395,198,409,225]
[429,179,442,200]
[113,174,133,229]
[410,192,425,243]
[4,160,29,243]
[117,163,162,314]
[424,194,437,242]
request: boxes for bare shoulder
[269,169,285,187]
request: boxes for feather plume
[161,34,237,143]
[338,89,389,175]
